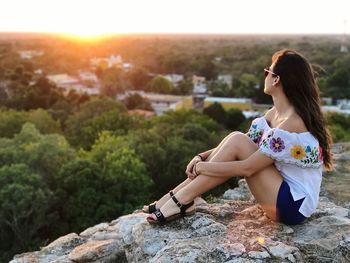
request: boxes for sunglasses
[264,67,277,78]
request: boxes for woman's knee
[225,132,255,148]
[220,133,257,158]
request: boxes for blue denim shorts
[276,181,306,225]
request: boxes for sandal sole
[147,209,196,225]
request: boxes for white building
[34,69,43,75]
[47,74,99,95]
[192,75,207,94]
[90,55,123,68]
[47,74,79,88]
[123,63,133,72]
[18,50,44,60]
[79,71,98,83]
[164,74,184,86]
[218,74,232,88]
[117,91,187,115]
[322,104,350,115]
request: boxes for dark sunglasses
[264,67,277,78]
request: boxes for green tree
[148,75,173,94]
[124,93,153,111]
[172,80,193,95]
[234,73,260,98]
[0,164,54,253]
[226,108,246,130]
[128,110,221,196]
[326,112,350,142]
[0,109,61,138]
[65,98,131,149]
[326,68,350,99]
[100,67,129,97]
[203,102,227,126]
[128,66,150,90]
[85,132,153,214]
[208,80,231,97]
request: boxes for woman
[144,49,332,225]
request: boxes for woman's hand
[185,156,202,180]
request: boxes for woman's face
[264,63,278,95]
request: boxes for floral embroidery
[259,128,322,168]
[290,144,321,164]
[291,145,306,160]
[247,123,264,144]
[269,137,285,152]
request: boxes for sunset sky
[1,0,349,36]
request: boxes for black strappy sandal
[142,191,174,214]
[147,194,195,225]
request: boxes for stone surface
[223,179,253,201]
[68,239,125,263]
[11,177,350,263]
[42,233,86,255]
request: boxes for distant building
[340,45,348,53]
[90,54,123,69]
[204,97,253,111]
[192,75,206,86]
[117,91,188,115]
[47,74,99,95]
[123,63,133,72]
[192,75,208,108]
[90,55,134,72]
[217,74,232,88]
[68,84,99,95]
[34,69,43,75]
[164,74,184,86]
[322,105,350,115]
[47,74,79,88]
[79,71,98,83]
[18,50,44,60]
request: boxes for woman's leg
[150,132,283,221]
[144,131,240,211]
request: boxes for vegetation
[0,33,349,261]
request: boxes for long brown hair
[272,49,333,170]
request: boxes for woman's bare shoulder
[278,115,308,133]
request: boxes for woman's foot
[147,194,195,224]
[142,191,173,213]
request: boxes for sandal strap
[148,203,157,213]
[180,201,194,215]
[171,193,183,209]
[154,210,166,222]
[170,194,194,215]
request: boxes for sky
[0,0,349,36]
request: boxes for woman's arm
[195,150,274,178]
[197,148,215,161]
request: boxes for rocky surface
[11,178,350,263]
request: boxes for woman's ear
[273,75,280,86]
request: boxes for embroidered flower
[318,146,323,162]
[247,123,264,145]
[290,145,306,160]
[269,137,285,152]
[305,145,311,153]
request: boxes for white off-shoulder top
[246,116,323,217]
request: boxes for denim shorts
[276,181,306,225]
